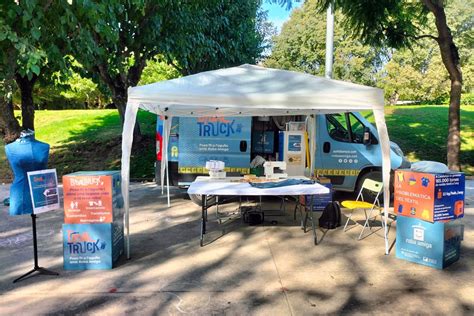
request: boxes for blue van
[315,112,410,193]
[156,112,410,202]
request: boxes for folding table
[187,178,330,246]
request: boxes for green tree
[278,0,468,171]
[257,8,278,61]
[0,0,70,136]
[69,0,194,139]
[0,35,20,142]
[265,0,384,86]
[58,72,105,108]
[139,56,181,86]
[326,0,466,171]
[0,73,20,142]
[69,0,266,140]
[378,0,473,104]
[380,43,451,104]
[165,0,266,76]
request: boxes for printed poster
[27,169,60,214]
[63,175,114,223]
[178,116,251,173]
[288,135,302,152]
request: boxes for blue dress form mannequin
[5,130,50,215]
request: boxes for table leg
[310,195,318,245]
[204,195,208,222]
[302,211,308,232]
[294,200,298,221]
[215,195,221,223]
[200,194,206,247]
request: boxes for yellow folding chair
[342,178,383,240]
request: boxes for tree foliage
[257,8,278,60]
[265,0,385,86]
[69,0,190,138]
[0,0,71,138]
[167,0,266,75]
[68,0,266,139]
[276,0,467,170]
[267,0,472,103]
[139,56,181,86]
[378,0,473,103]
[379,42,451,103]
[1,0,268,141]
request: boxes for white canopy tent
[121,64,391,258]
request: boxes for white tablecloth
[187,180,330,196]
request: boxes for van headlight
[390,141,404,157]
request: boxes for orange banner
[63,175,113,223]
[394,170,436,222]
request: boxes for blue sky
[261,1,303,32]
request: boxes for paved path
[0,181,473,315]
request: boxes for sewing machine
[263,161,288,180]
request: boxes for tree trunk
[0,93,21,143]
[422,0,463,171]
[15,74,38,131]
[0,47,21,143]
[112,87,142,142]
[94,60,145,141]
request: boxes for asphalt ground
[0,181,473,315]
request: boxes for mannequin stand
[13,214,59,283]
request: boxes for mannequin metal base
[13,214,59,283]
[13,266,59,283]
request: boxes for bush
[461,93,474,105]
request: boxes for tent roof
[128,64,385,117]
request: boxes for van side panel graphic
[178,117,251,174]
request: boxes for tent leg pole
[166,161,170,207]
[384,209,389,255]
[126,204,130,259]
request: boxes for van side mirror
[363,127,372,145]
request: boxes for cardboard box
[63,222,124,270]
[63,171,123,224]
[394,170,465,222]
[396,216,463,269]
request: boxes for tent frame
[120,65,392,259]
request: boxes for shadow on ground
[0,183,473,314]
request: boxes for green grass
[363,105,474,174]
[0,109,156,182]
[1,105,473,182]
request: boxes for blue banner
[63,223,123,270]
